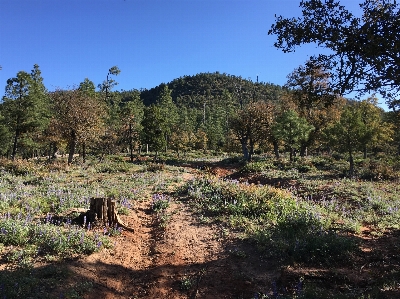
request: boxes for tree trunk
[68,131,77,165]
[48,143,52,162]
[273,139,280,159]
[290,146,294,162]
[129,123,134,163]
[82,142,86,163]
[249,139,255,162]
[300,144,308,157]
[363,145,367,159]
[241,139,249,161]
[165,134,168,152]
[349,150,355,178]
[11,129,19,160]
[52,143,58,159]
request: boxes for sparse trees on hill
[0,69,397,165]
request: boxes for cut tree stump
[89,197,134,232]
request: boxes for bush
[359,159,399,180]
[185,176,295,220]
[0,159,38,176]
[0,218,107,257]
[96,161,130,173]
[253,209,359,266]
[294,160,315,173]
[241,161,275,173]
[145,162,165,172]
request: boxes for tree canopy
[269,0,400,109]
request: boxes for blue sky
[1,0,371,101]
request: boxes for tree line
[1,0,399,176]
[0,65,397,174]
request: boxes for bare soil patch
[65,189,276,298]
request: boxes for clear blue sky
[0,0,368,96]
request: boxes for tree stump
[89,197,134,232]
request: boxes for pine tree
[2,65,50,159]
[141,105,166,160]
[156,85,178,151]
[272,110,314,161]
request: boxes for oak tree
[50,88,105,164]
[230,101,274,161]
[269,0,400,108]
[285,61,344,155]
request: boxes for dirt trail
[67,192,256,298]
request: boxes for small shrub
[97,161,130,173]
[220,156,243,165]
[179,276,193,291]
[359,159,399,180]
[332,152,345,161]
[118,206,130,215]
[0,218,108,258]
[0,159,37,175]
[151,193,170,212]
[254,209,359,266]
[146,162,165,172]
[241,161,275,173]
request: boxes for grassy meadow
[0,151,399,298]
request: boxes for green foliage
[179,275,193,291]
[141,105,167,154]
[325,99,393,176]
[272,110,314,161]
[78,78,96,98]
[0,219,104,256]
[185,175,359,266]
[186,176,295,220]
[151,193,170,212]
[1,65,50,159]
[95,160,130,173]
[253,211,359,266]
[241,161,275,173]
[269,0,400,105]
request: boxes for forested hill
[140,72,286,108]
